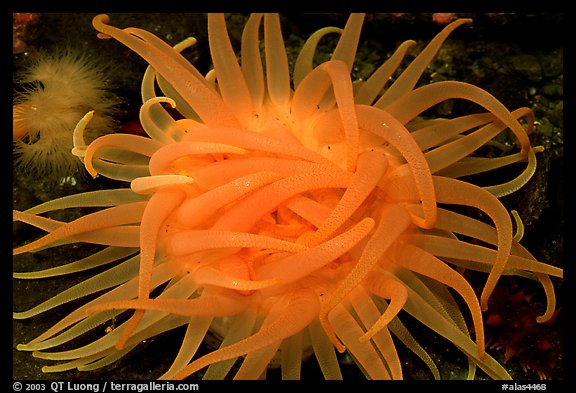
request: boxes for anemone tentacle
[13,13,561,380]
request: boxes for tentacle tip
[358,333,371,344]
[480,290,492,312]
[93,14,110,26]
[535,315,550,324]
[411,216,436,230]
[71,146,86,159]
[478,348,486,360]
[13,312,26,320]
[115,339,128,351]
[84,306,97,317]
[182,37,198,48]
[93,15,113,40]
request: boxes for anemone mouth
[13,13,562,381]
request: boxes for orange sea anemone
[13,49,120,180]
[13,13,562,380]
